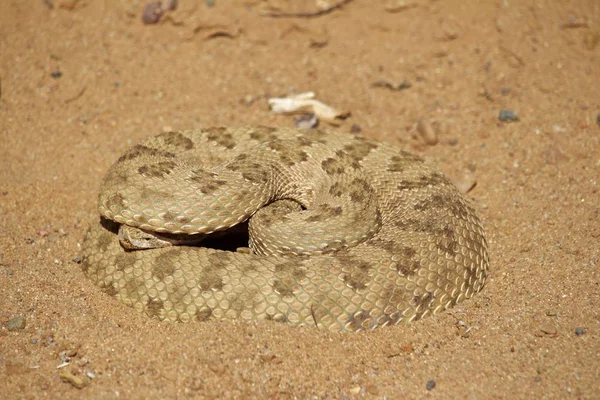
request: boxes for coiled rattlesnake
[81,126,488,331]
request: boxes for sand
[1,0,599,398]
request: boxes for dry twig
[261,0,354,19]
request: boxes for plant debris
[372,79,411,91]
[142,1,177,25]
[261,0,354,19]
[268,92,349,124]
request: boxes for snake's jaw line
[82,127,489,332]
[118,225,174,250]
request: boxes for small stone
[501,87,511,95]
[426,379,436,390]
[142,2,163,24]
[59,370,87,389]
[7,315,26,331]
[51,71,62,79]
[350,124,362,134]
[499,109,519,122]
[71,256,82,264]
[575,328,586,336]
[349,386,362,394]
[417,119,438,145]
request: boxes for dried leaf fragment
[268,92,349,123]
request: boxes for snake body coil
[82,126,488,331]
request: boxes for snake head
[118,225,174,250]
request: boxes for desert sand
[1,0,599,398]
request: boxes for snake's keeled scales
[81,126,488,332]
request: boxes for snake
[81,126,488,332]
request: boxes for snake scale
[81,126,488,331]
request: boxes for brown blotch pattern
[138,161,177,178]
[413,193,470,220]
[140,187,173,202]
[107,192,127,208]
[226,156,270,184]
[397,172,449,191]
[343,137,378,163]
[274,260,307,281]
[272,279,296,297]
[296,136,314,146]
[241,163,270,183]
[301,129,328,144]
[435,224,459,256]
[195,253,231,291]
[152,249,180,280]
[411,292,435,309]
[205,128,236,149]
[100,282,119,297]
[345,310,371,331]
[118,144,175,163]
[267,140,309,166]
[328,182,344,198]
[146,298,164,318]
[386,151,424,172]
[367,238,420,276]
[96,227,114,253]
[342,260,373,290]
[187,169,227,194]
[348,178,372,203]
[114,252,136,272]
[225,153,248,172]
[321,157,345,175]
[305,204,343,223]
[157,131,194,150]
[248,126,278,142]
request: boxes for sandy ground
[1,0,599,398]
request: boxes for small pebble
[499,109,519,122]
[51,71,62,79]
[501,87,511,95]
[142,2,164,24]
[59,370,86,389]
[417,119,438,145]
[426,380,436,391]
[7,315,26,331]
[350,124,362,134]
[349,386,362,395]
[575,328,586,336]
